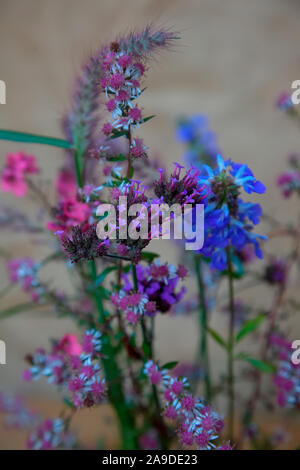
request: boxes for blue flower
[197,155,267,270]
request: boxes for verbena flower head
[198,155,267,270]
[59,224,109,263]
[153,162,208,206]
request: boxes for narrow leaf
[141,251,160,263]
[94,266,118,287]
[236,313,265,343]
[207,328,228,349]
[236,354,276,373]
[0,129,71,148]
[161,361,178,370]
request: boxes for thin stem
[226,248,235,442]
[89,259,138,449]
[194,255,211,400]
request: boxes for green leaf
[142,115,155,124]
[141,251,160,263]
[161,361,178,370]
[207,327,228,349]
[108,130,128,140]
[236,313,265,343]
[94,266,118,287]
[236,354,276,373]
[0,129,71,148]
[106,154,127,162]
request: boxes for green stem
[194,255,211,400]
[89,260,138,449]
[226,248,235,442]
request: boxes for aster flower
[23,330,106,410]
[144,360,230,450]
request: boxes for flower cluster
[6,257,44,302]
[100,45,146,140]
[122,261,187,313]
[1,151,39,197]
[27,418,75,450]
[270,334,300,409]
[198,155,266,270]
[59,224,109,263]
[23,331,106,409]
[111,291,154,324]
[154,163,207,207]
[144,361,230,450]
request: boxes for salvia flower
[198,155,267,270]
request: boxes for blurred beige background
[0,0,300,448]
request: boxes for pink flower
[1,152,39,197]
[1,169,27,196]
[56,334,82,356]
[55,169,76,198]
[106,99,116,112]
[129,107,142,122]
[101,122,113,136]
[6,152,39,174]
[110,73,125,90]
[118,54,132,68]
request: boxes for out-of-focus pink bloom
[1,151,39,197]
[55,334,82,356]
[55,169,76,199]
